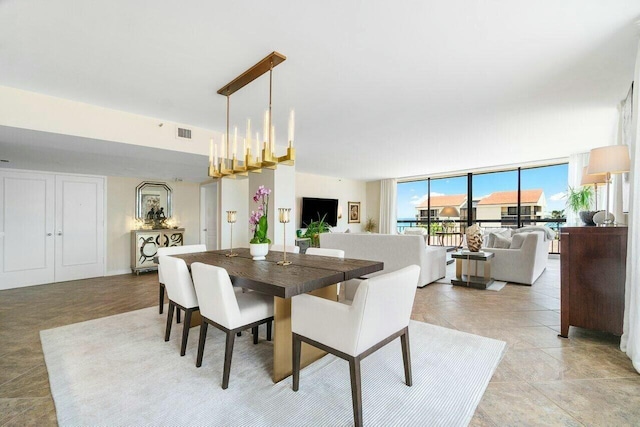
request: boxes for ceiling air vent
[176,126,192,140]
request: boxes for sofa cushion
[485,228,512,248]
[510,232,529,249]
[492,234,512,249]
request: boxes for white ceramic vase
[249,243,269,260]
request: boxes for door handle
[47,233,53,236]
[57,232,63,236]
[203,228,207,231]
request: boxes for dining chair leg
[349,357,363,427]
[180,308,193,356]
[252,326,259,344]
[222,331,236,389]
[164,301,174,342]
[159,284,165,314]
[196,322,208,367]
[292,334,302,392]
[266,320,272,341]
[400,327,413,386]
[177,308,181,324]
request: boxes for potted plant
[249,185,272,259]
[364,217,377,233]
[303,213,331,247]
[566,186,595,226]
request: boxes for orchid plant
[249,185,272,244]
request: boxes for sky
[397,163,568,220]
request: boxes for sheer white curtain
[379,179,397,234]
[621,39,640,374]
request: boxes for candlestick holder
[277,208,292,266]
[226,210,238,257]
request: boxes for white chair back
[158,256,199,309]
[191,262,242,329]
[157,244,206,283]
[351,265,419,355]
[305,247,345,258]
[270,244,300,254]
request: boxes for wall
[219,178,249,249]
[106,176,200,275]
[366,180,381,232]
[0,85,214,157]
[296,172,368,233]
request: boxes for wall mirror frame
[135,181,173,222]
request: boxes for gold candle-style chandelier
[208,51,295,180]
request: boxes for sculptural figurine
[146,207,155,220]
[466,223,483,252]
[155,207,166,220]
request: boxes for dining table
[169,248,383,382]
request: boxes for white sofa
[464,230,550,285]
[319,233,446,289]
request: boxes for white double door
[0,170,105,290]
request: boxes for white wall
[295,172,367,233]
[247,165,296,246]
[106,176,200,275]
[366,180,381,232]
[219,178,249,249]
[0,85,215,157]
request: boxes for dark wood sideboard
[560,226,627,338]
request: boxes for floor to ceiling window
[396,163,567,253]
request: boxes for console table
[131,228,185,274]
[560,226,627,337]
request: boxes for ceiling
[1,1,639,182]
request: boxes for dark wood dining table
[169,248,383,382]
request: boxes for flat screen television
[301,197,338,227]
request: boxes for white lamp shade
[580,166,607,186]
[440,206,460,217]
[587,145,630,175]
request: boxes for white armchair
[270,244,300,254]
[291,265,420,427]
[157,244,206,316]
[305,247,345,299]
[158,255,200,356]
[191,262,274,389]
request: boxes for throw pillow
[493,234,512,249]
[510,232,529,249]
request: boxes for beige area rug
[41,306,506,426]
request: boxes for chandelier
[208,51,295,179]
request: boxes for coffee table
[451,251,495,289]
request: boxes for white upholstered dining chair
[191,262,274,389]
[291,265,420,427]
[305,247,345,299]
[158,255,200,356]
[157,244,206,317]
[270,244,300,254]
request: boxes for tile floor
[1,257,638,426]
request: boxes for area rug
[41,306,506,426]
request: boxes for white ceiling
[0,0,639,182]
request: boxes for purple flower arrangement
[249,185,272,244]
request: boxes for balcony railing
[397,218,565,254]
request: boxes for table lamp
[579,166,607,210]
[440,206,460,232]
[226,211,238,257]
[587,145,630,226]
[277,208,292,266]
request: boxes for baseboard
[106,269,134,276]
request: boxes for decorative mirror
[135,181,172,223]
